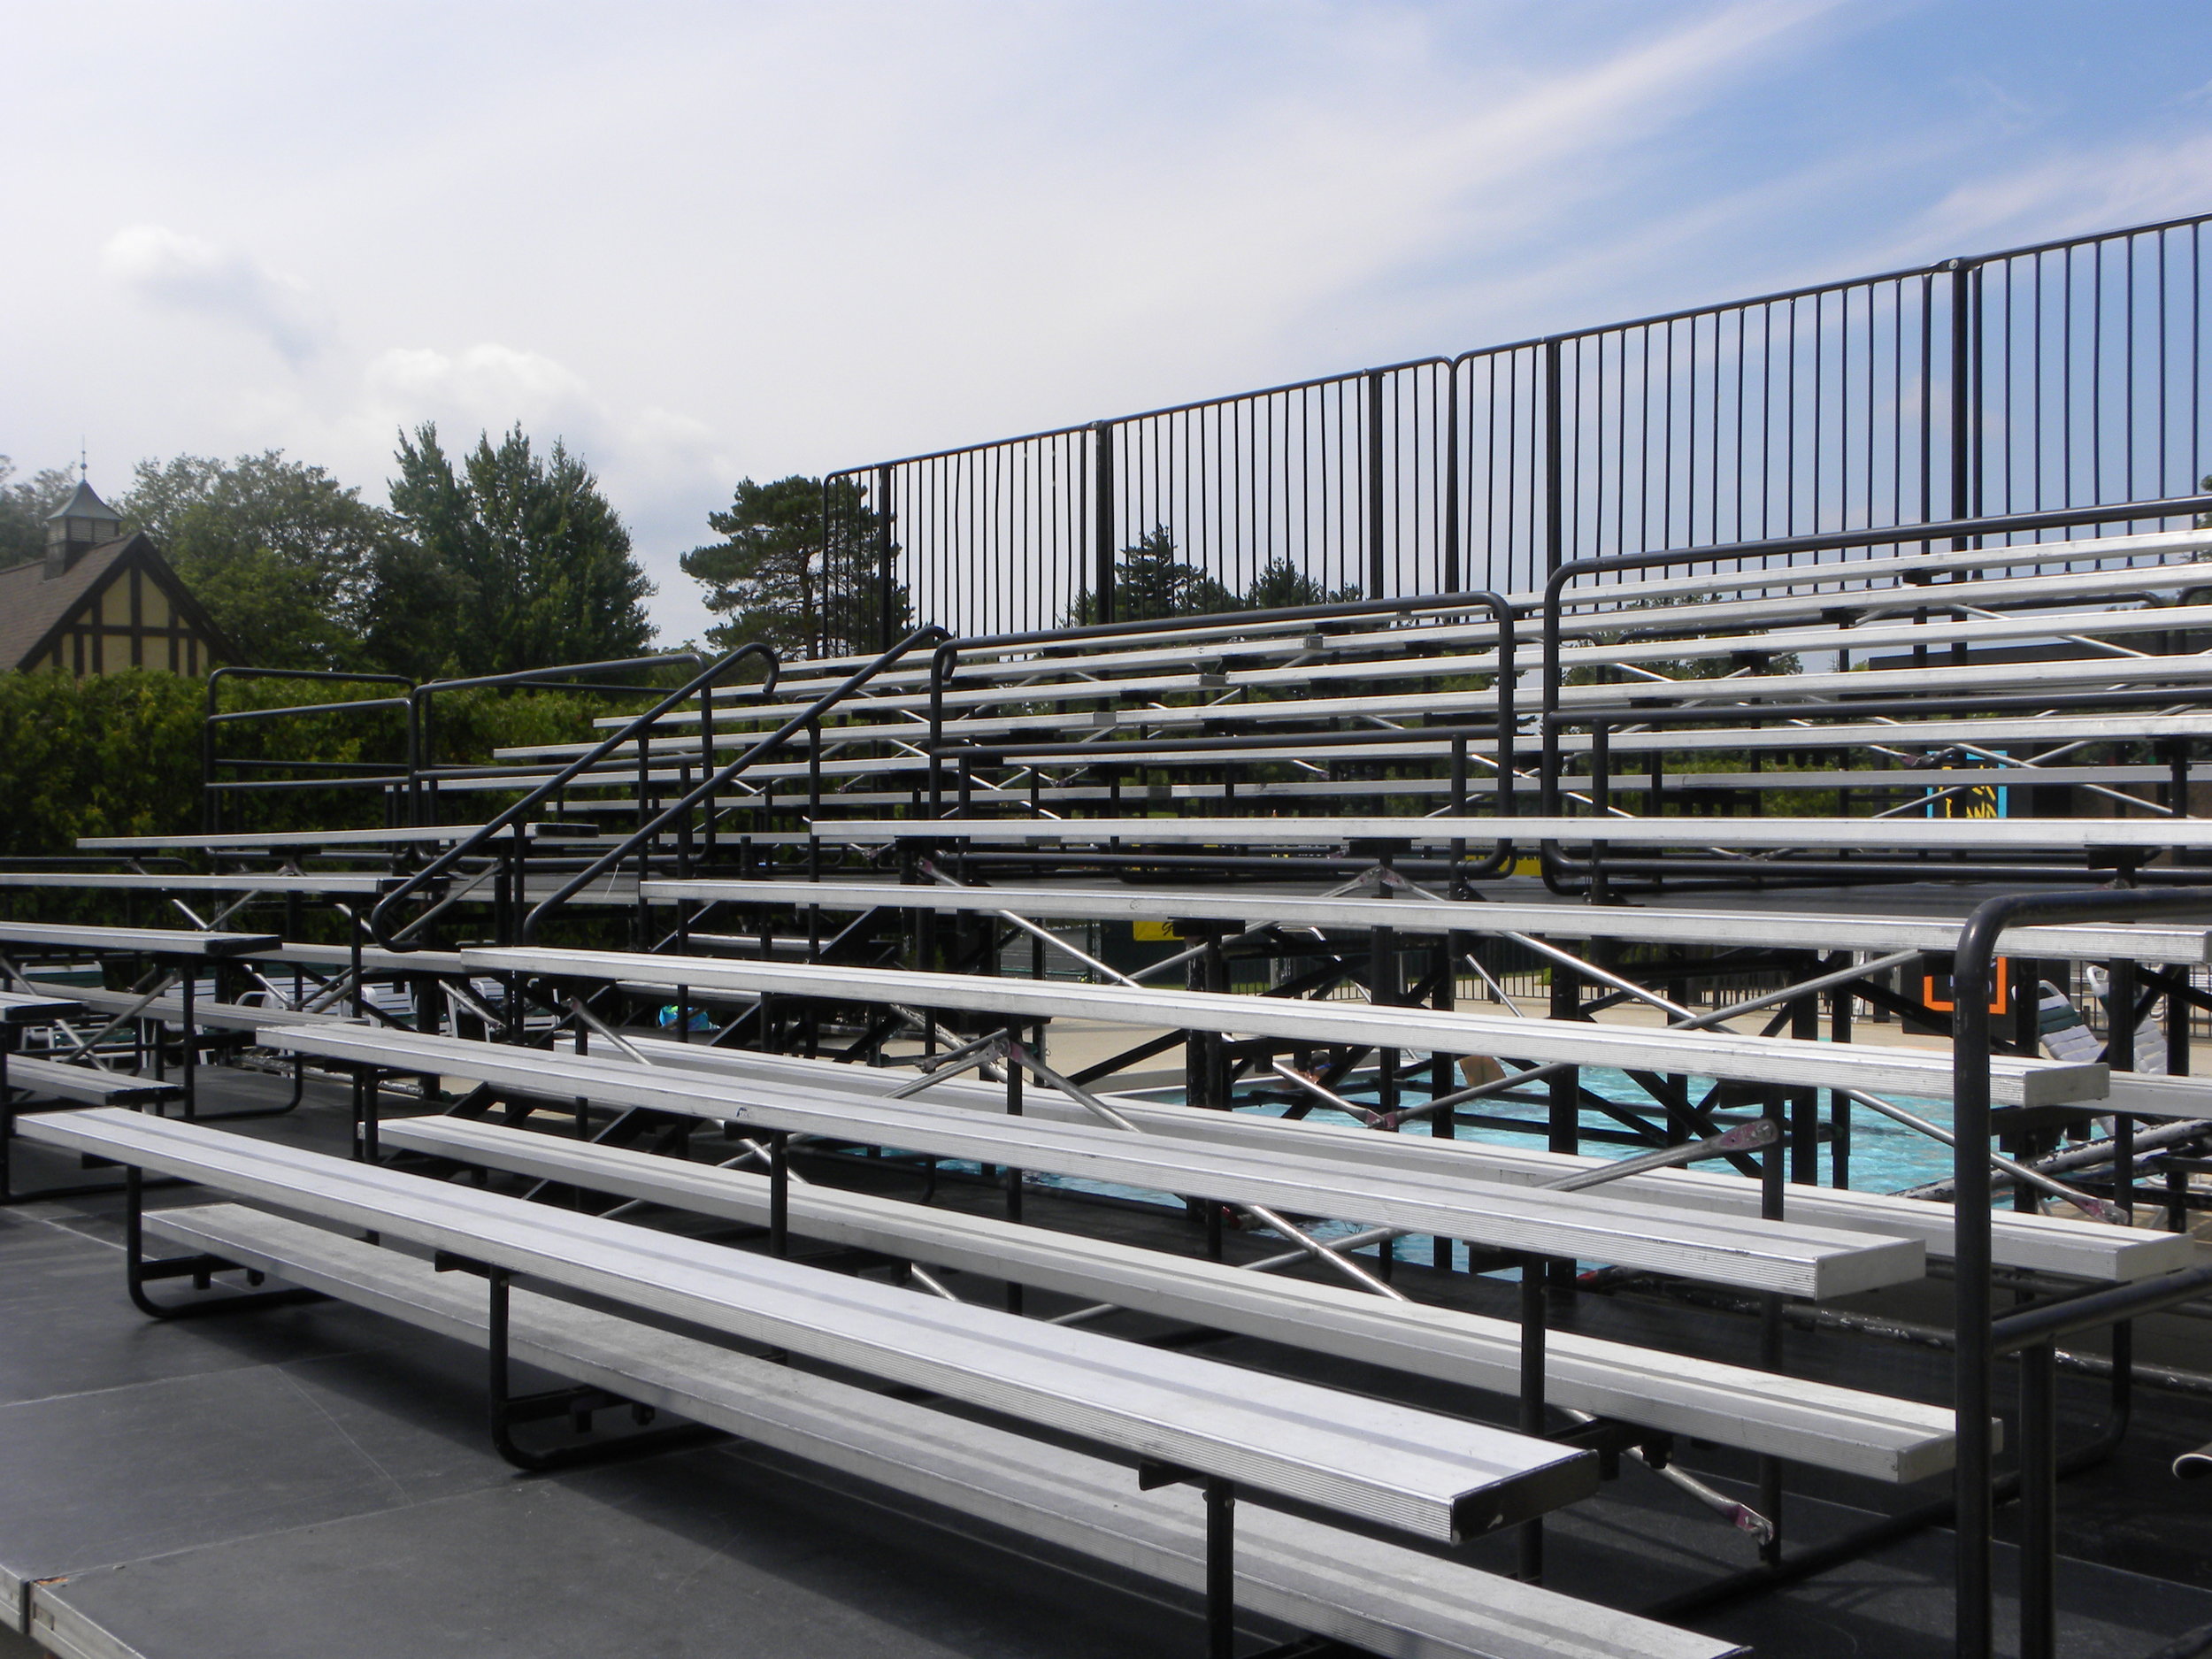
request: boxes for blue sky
[8,1,2212,640]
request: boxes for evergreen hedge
[0,672,633,857]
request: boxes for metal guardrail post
[1541,337,1563,580]
[1949,257,1977,534]
[1366,369,1386,598]
[874,464,896,654]
[1092,419,1116,625]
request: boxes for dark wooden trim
[14,535,237,672]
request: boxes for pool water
[942,1059,1968,1270]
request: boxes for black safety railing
[517,626,953,944]
[918,589,1517,876]
[823,213,2212,651]
[405,652,714,829]
[1951,888,2212,1659]
[1529,490,2212,892]
[201,668,418,834]
[365,644,781,951]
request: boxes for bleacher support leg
[122,1165,324,1319]
[179,963,196,1119]
[1757,1093,1786,1565]
[1432,940,1455,1271]
[1205,1475,1236,1659]
[1142,1458,1245,1657]
[1517,1252,1546,1585]
[0,1042,12,1202]
[769,1131,790,1256]
[2018,1340,2058,1659]
[1826,961,1854,1190]
[1004,1047,1024,1315]
[1545,949,1578,1295]
[473,1262,723,1473]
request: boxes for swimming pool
[979,1060,1966,1269]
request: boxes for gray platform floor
[4,1069,2212,1657]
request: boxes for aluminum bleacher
[10,503,2212,1659]
[23,1105,1708,1659]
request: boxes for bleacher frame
[16,221,2212,1659]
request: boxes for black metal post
[1365,369,1386,598]
[1093,421,1116,625]
[1004,1040,1024,1315]
[1758,1081,1786,1564]
[1205,1476,1235,1659]
[769,1130,789,1257]
[1518,1251,1547,1584]
[873,465,895,653]
[178,960,196,1119]
[1541,337,1563,578]
[2019,1340,2058,1659]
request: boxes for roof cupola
[43,478,123,577]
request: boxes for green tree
[1241,556,1361,611]
[0,458,80,569]
[373,424,656,679]
[120,451,394,670]
[1064,526,1240,626]
[681,474,909,658]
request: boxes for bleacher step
[144,1202,1742,1659]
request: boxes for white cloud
[1912,133,2212,254]
[365,343,594,442]
[101,225,330,365]
[11,2,2210,650]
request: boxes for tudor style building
[0,480,235,676]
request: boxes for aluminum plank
[1553,650,2212,707]
[0,991,84,1025]
[0,922,282,957]
[641,878,2212,965]
[1582,714,2212,754]
[822,814,2212,852]
[23,983,356,1036]
[20,1108,1591,1543]
[606,1041,2187,1284]
[73,822,599,853]
[462,946,2103,1109]
[1578,563,2212,638]
[0,873,396,895]
[142,1202,1735,1659]
[1549,529,2212,609]
[383,1114,1961,1482]
[2,1056,181,1106]
[252,942,475,976]
[270,1025,1924,1296]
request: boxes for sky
[8,0,2212,644]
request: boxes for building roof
[44,478,123,525]
[0,532,235,672]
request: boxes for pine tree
[681,474,909,658]
[372,425,655,679]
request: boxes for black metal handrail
[407,652,714,826]
[1535,490,2212,819]
[367,644,780,950]
[1949,887,2212,1659]
[517,626,952,943]
[920,590,1516,876]
[201,667,418,834]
